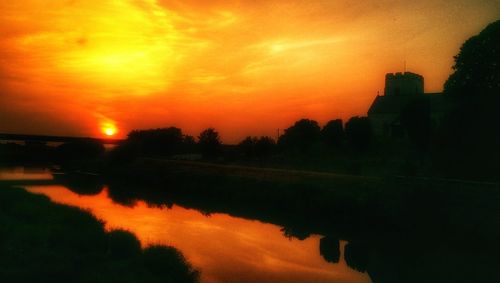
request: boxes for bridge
[0,133,124,145]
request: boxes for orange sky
[0,1,498,142]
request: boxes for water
[0,167,371,283]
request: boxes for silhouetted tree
[111,128,199,161]
[278,119,321,152]
[444,20,499,99]
[345,117,372,150]
[128,127,184,156]
[198,128,221,158]
[321,119,344,147]
[438,20,500,180]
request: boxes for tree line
[104,115,373,162]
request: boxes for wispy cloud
[0,0,499,140]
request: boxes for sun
[101,124,117,137]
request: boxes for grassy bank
[0,185,199,283]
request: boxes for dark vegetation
[278,119,321,152]
[321,119,344,146]
[0,185,199,283]
[238,136,275,160]
[0,142,54,164]
[198,128,221,159]
[0,139,106,171]
[436,20,500,180]
[344,117,372,151]
[127,127,196,157]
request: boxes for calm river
[0,167,372,283]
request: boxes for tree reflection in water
[55,171,500,283]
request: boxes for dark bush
[198,128,221,158]
[0,186,199,283]
[128,127,184,157]
[278,119,321,152]
[142,245,200,283]
[107,229,141,259]
[321,119,344,147]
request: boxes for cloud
[0,0,499,140]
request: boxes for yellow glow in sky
[0,0,499,141]
[102,123,117,136]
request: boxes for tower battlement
[384,72,424,96]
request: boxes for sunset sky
[0,1,499,142]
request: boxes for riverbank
[0,184,199,283]
[105,158,500,238]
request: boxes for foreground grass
[0,185,199,283]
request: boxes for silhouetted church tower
[368,71,445,138]
[384,72,424,96]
